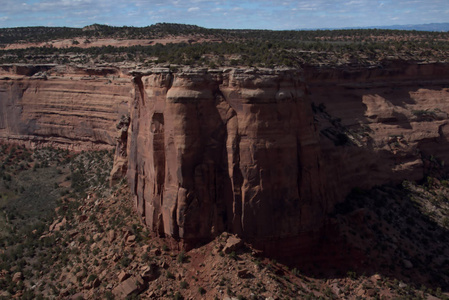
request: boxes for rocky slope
[2,62,449,263]
[1,146,448,299]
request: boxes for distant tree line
[2,23,449,44]
[1,23,449,67]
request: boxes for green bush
[177,251,187,263]
[166,271,175,279]
[180,281,188,289]
[198,287,206,295]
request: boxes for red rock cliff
[306,62,449,202]
[118,63,449,257]
[124,68,330,247]
[0,64,131,150]
[3,62,449,258]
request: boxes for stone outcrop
[124,67,329,247]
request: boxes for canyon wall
[0,64,131,150]
[307,62,449,199]
[2,62,449,256]
[121,63,449,253]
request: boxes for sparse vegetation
[0,145,119,298]
[177,251,187,263]
[198,286,206,295]
[2,23,449,67]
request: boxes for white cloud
[187,7,200,12]
[296,3,319,11]
[345,0,364,5]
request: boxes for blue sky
[1,0,448,29]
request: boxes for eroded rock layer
[121,63,449,254]
[0,65,131,150]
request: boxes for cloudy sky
[1,0,448,29]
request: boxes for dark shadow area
[327,181,449,290]
[259,180,449,294]
[246,73,449,296]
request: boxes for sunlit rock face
[0,65,131,150]
[125,67,329,248]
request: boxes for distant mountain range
[301,23,449,32]
[360,23,449,32]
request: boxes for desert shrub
[166,271,175,279]
[198,287,206,295]
[177,251,187,263]
[180,281,188,289]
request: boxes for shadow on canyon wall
[261,77,449,291]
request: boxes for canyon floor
[0,145,448,299]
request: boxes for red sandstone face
[0,65,131,151]
[2,63,449,253]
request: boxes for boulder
[12,272,22,282]
[150,248,161,256]
[108,230,116,243]
[70,292,84,300]
[112,275,146,298]
[126,235,136,243]
[117,271,130,283]
[237,269,251,278]
[140,263,159,281]
[223,236,243,254]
